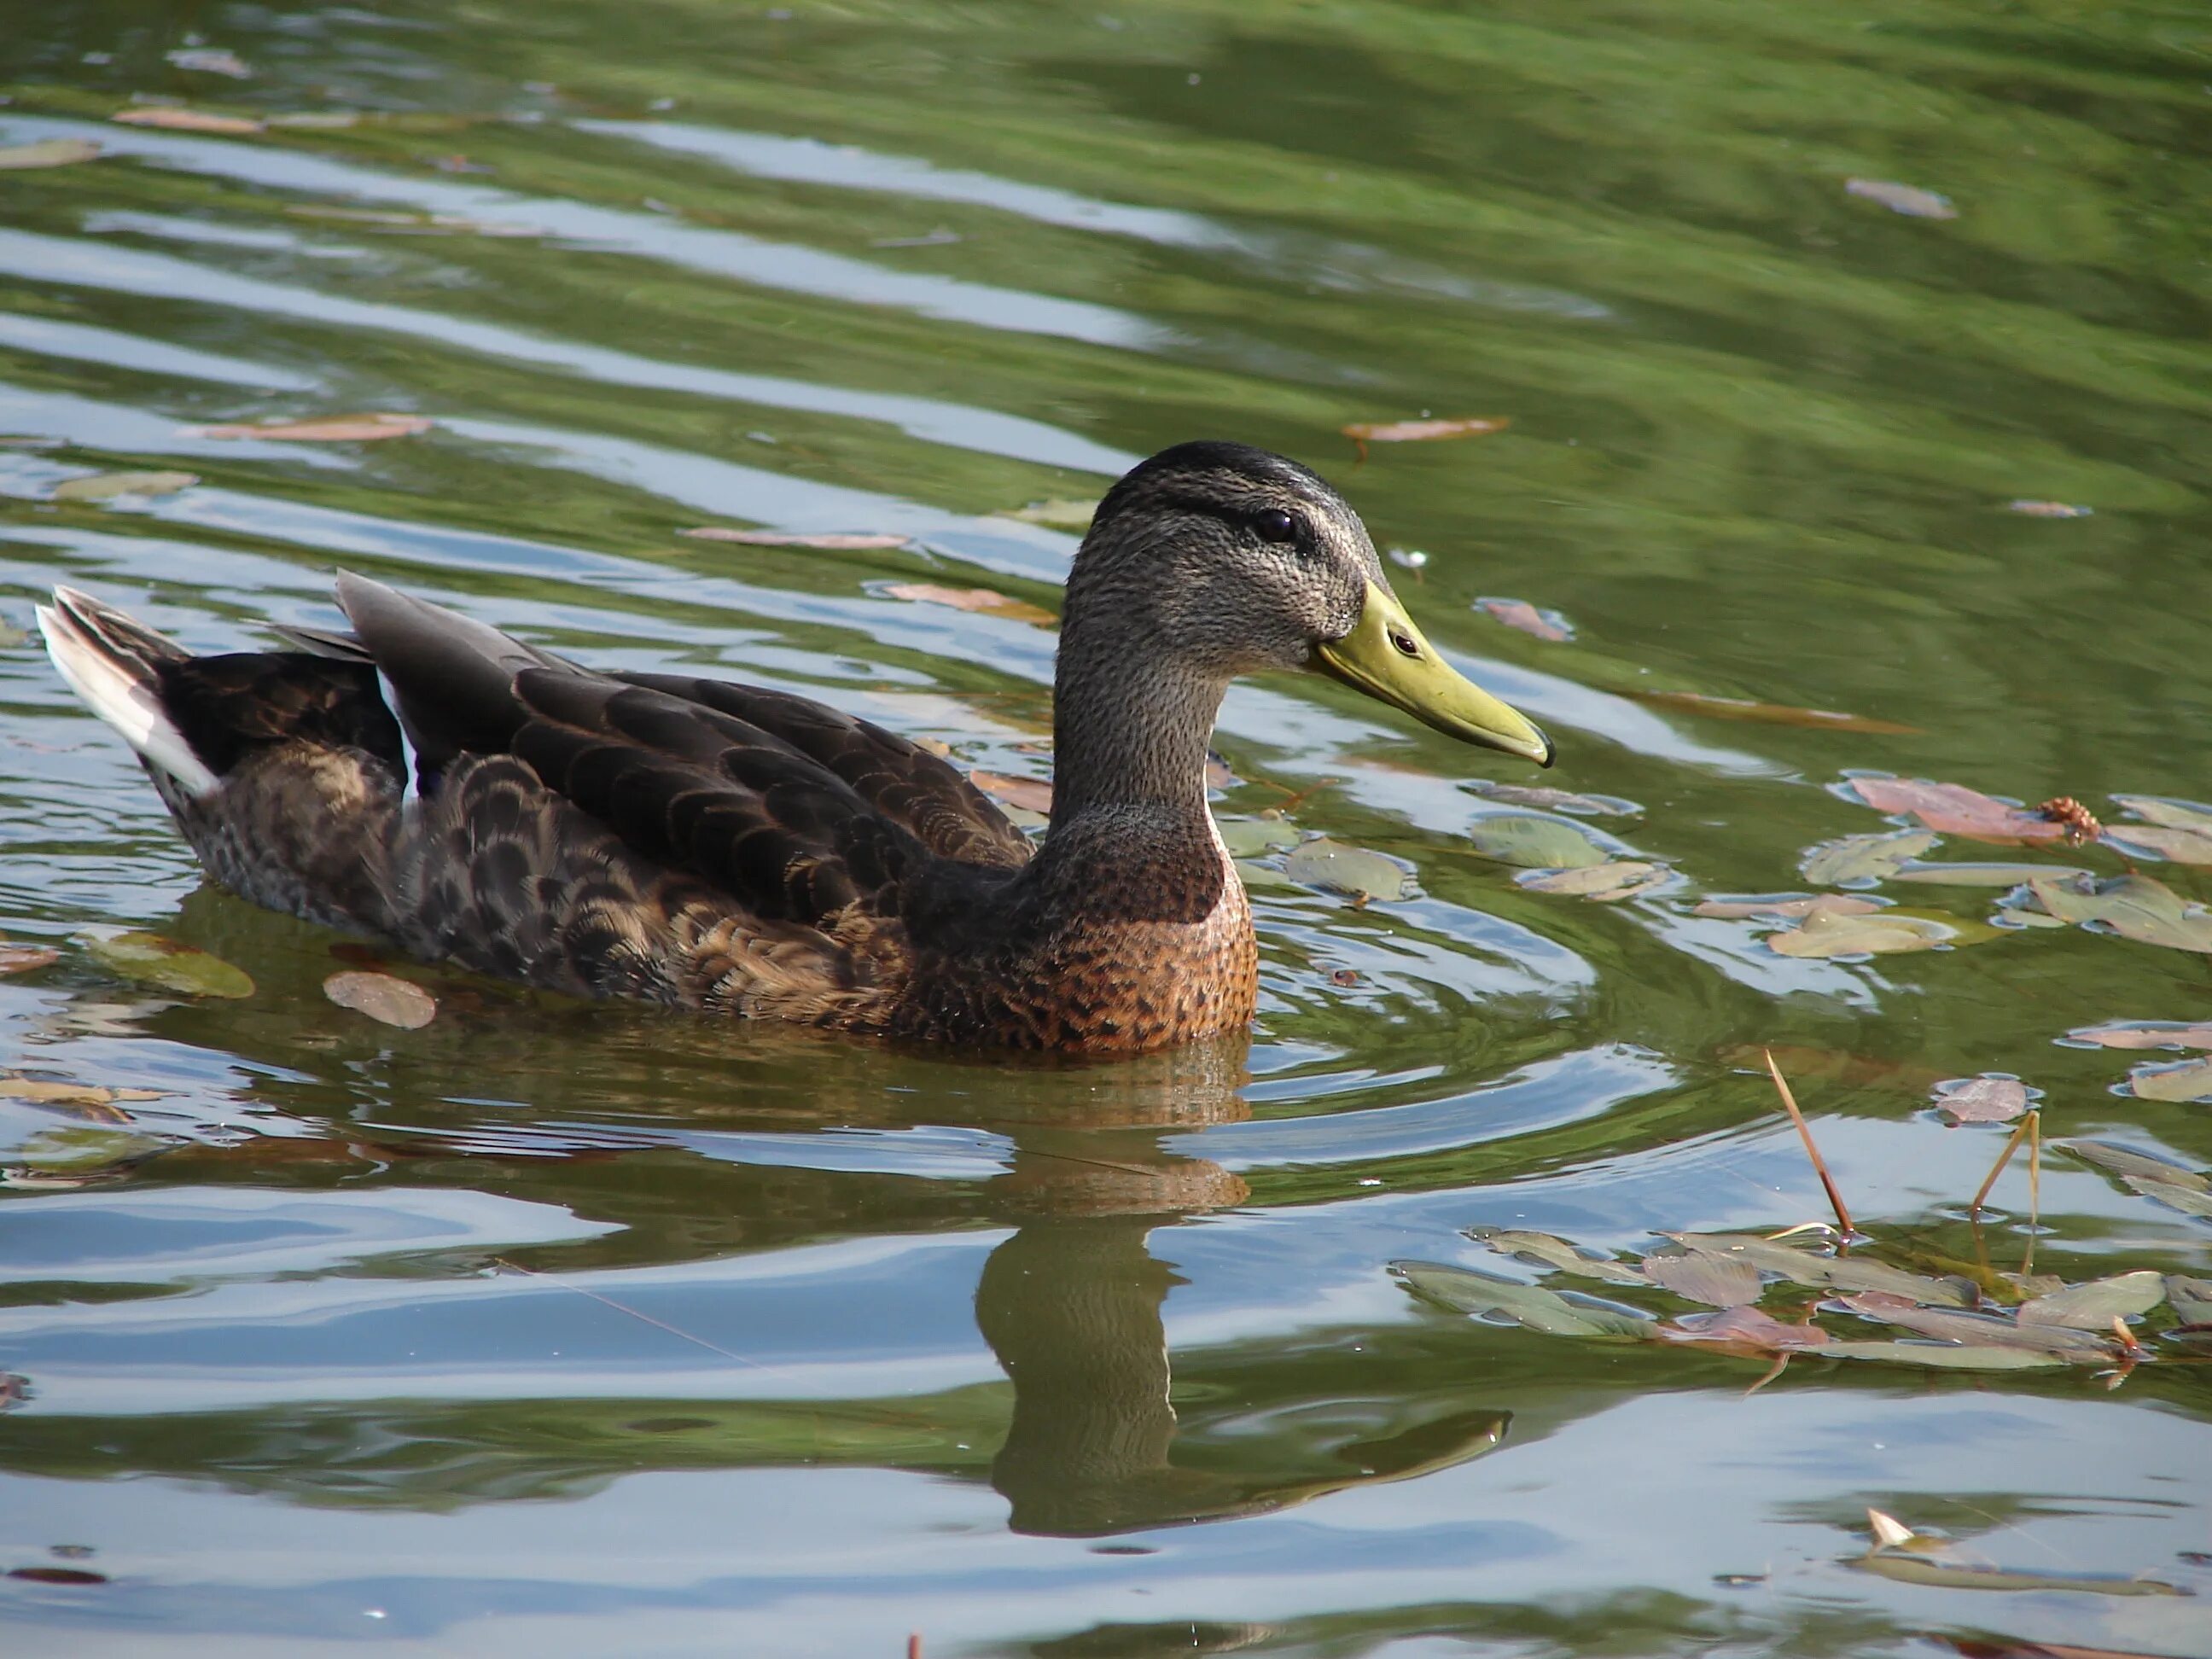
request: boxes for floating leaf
[1844,178,1958,219]
[997,498,1095,531]
[1344,416,1509,445]
[0,1075,162,1112]
[1516,860,1664,901]
[1469,783,1639,817]
[969,770,1052,815]
[1284,838,1413,901]
[1866,1509,1919,1551]
[1931,1075,2030,1125]
[1465,813,1608,870]
[1628,691,1916,735]
[879,582,1055,625]
[1663,1233,1969,1306]
[2017,1271,2167,1330]
[1214,816,1298,859]
[2029,873,2212,954]
[1394,1261,1652,1341]
[323,971,436,1030]
[49,470,199,503]
[2102,824,2212,864]
[1643,1250,1762,1307]
[0,137,103,171]
[83,931,253,998]
[190,413,432,441]
[0,944,60,975]
[168,47,253,77]
[2006,499,2093,518]
[2057,1140,2207,1191]
[1835,1294,2110,1359]
[1844,777,2068,844]
[1768,911,1958,958]
[1889,861,2088,888]
[2166,1275,2212,1327]
[2109,795,2212,835]
[112,107,265,135]
[1662,1305,1831,1353]
[1801,829,1937,887]
[1474,597,1571,642]
[2126,1057,2212,1103]
[1695,894,1885,920]
[1854,1555,2180,1595]
[684,527,909,550]
[1467,1227,1649,1286]
[2124,1177,2212,1219]
[1821,1340,2063,1371]
[7,1565,110,1586]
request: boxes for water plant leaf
[1844,777,2068,844]
[1694,893,1884,920]
[1343,416,1509,444]
[1214,816,1298,859]
[1801,829,1937,886]
[2057,1140,2207,1190]
[1465,813,1608,870]
[113,106,265,134]
[1474,597,1571,641]
[1394,1260,1652,1341]
[2101,824,2212,864]
[1662,1305,1831,1353]
[1820,1340,2064,1371]
[191,413,432,441]
[1516,860,1665,901]
[1845,178,1958,219]
[1854,1555,2180,1595]
[1931,1076,2030,1125]
[879,583,1054,625]
[1284,838,1413,901]
[1643,1250,1762,1307]
[0,137,103,170]
[1866,1509,1919,1551]
[1662,1233,1969,1306]
[1466,1227,1650,1285]
[1627,691,1915,735]
[2017,1271,2167,1330]
[1835,1293,2110,1359]
[323,971,436,1030]
[1889,861,2088,887]
[169,47,253,78]
[2052,1026,2212,1052]
[0,945,60,975]
[2029,873,2212,954]
[1469,783,1639,817]
[2166,1275,2212,1326]
[49,470,199,502]
[2126,1057,2212,1103]
[0,1075,163,1112]
[82,931,253,998]
[969,770,1052,815]
[2123,1177,2212,1219]
[685,528,909,549]
[2108,795,2212,835]
[997,498,1095,531]
[1767,911,1957,958]
[2006,499,2093,518]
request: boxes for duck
[38,440,1552,1053]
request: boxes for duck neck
[1044,643,1224,840]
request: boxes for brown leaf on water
[1643,1250,1762,1307]
[323,971,436,1031]
[1931,1075,2030,1125]
[1474,597,1571,642]
[1516,861,1665,901]
[2006,499,2093,518]
[83,931,254,998]
[1845,178,1958,219]
[7,1566,109,1586]
[2104,824,2212,865]
[50,470,200,503]
[1662,1304,1831,1353]
[1767,911,1959,958]
[190,413,432,441]
[1629,691,1917,735]
[969,770,1052,814]
[169,47,253,78]
[2109,794,2212,835]
[1801,829,1938,887]
[2122,1176,2212,1218]
[880,583,1056,626]
[684,527,910,550]
[2057,1139,2208,1191]
[113,107,266,135]
[1834,1293,2110,1359]
[2126,1056,2212,1103]
[0,138,104,171]
[0,1075,164,1113]
[0,945,60,975]
[1343,416,1509,445]
[2029,873,2212,954]
[1466,1226,1650,1287]
[2017,1270,2167,1330]
[1695,893,1885,920]
[1846,777,2068,844]
[2064,1021,2212,1051]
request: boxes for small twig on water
[2023,1109,2041,1278]
[1762,1049,1854,1237]
[1969,1112,2034,1216]
[492,1256,751,1365]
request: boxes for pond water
[3,3,2210,1655]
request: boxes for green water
[2,3,2209,1654]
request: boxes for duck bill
[1315,581,1554,766]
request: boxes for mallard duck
[39,441,1551,1052]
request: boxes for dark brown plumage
[40,441,1551,1053]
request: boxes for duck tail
[38,586,220,796]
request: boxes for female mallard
[39,441,1551,1053]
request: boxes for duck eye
[1253,508,1300,544]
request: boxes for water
[3,3,2209,1654]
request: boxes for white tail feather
[38,599,219,797]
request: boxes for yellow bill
[1315,581,1554,765]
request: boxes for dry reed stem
[1761,1049,1855,1236]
